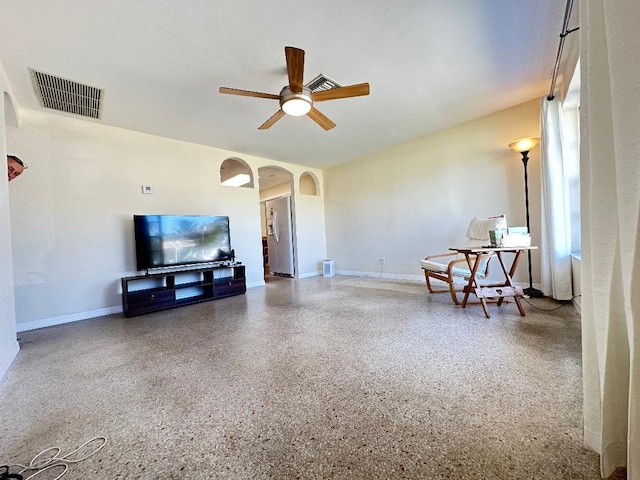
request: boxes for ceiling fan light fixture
[280,87,312,116]
[282,98,312,116]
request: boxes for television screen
[134,215,232,270]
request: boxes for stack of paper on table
[503,226,531,247]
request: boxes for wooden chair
[419,215,507,304]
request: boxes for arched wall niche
[220,157,254,188]
[299,171,319,196]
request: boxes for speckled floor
[0,275,615,479]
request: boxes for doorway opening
[258,166,295,280]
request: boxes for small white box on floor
[323,259,335,277]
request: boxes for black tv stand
[121,264,246,317]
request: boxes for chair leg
[448,281,463,305]
[424,270,465,305]
[424,271,436,293]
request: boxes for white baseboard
[570,254,582,316]
[572,296,582,315]
[336,270,424,282]
[17,282,267,332]
[16,306,122,332]
[0,340,20,382]
[299,271,321,279]
[336,270,536,290]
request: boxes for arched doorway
[258,166,295,279]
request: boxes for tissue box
[507,226,529,235]
[488,229,507,246]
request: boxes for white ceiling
[1,1,571,170]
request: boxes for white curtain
[539,98,573,300]
[581,0,640,478]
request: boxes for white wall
[7,109,327,330]
[324,99,542,286]
[294,191,327,277]
[0,63,20,380]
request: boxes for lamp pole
[519,150,543,297]
[509,136,544,298]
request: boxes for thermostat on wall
[141,185,154,194]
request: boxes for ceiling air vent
[305,74,343,93]
[30,69,103,119]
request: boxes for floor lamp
[508,136,544,298]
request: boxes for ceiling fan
[219,46,370,131]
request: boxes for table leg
[495,251,526,316]
[461,253,474,307]
[461,252,490,318]
[495,252,509,307]
[508,251,526,316]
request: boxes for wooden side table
[449,246,538,318]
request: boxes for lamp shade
[508,137,540,153]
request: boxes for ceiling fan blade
[307,107,336,131]
[258,110,286,130]
[311,83,370,102]
[219,87,280,100]
[285,46,305,93]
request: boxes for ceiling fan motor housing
[279,86,312,116]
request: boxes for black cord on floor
[521,295,581,312]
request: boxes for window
[562,61,581,255]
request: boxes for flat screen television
[133,215,233,271]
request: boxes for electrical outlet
[379,257,385,265]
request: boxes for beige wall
[294,191,327,277]
[7,109,327,330]
[324,99,542,285]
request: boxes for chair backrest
[460,215,507,275]
[464,215,507,243]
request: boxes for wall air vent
[30,69,103,119]
[305,74,343,93]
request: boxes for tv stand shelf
[121,264,246,317]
